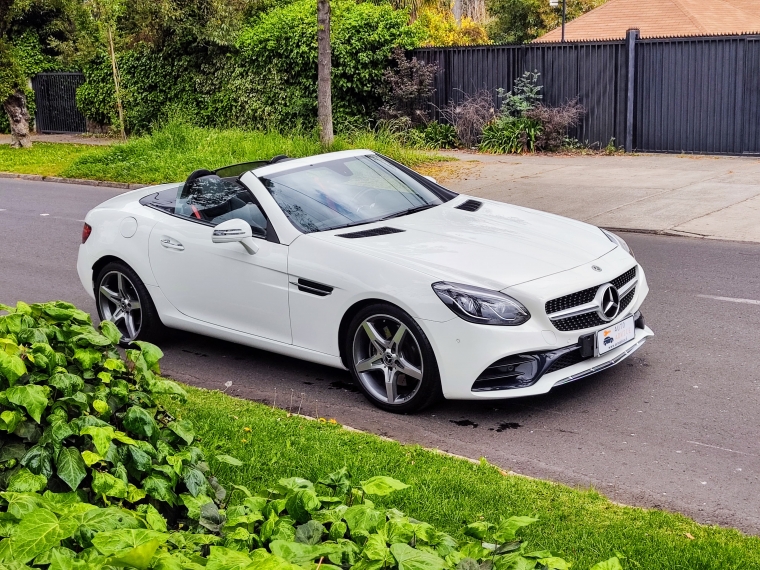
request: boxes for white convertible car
[78,149,653,412]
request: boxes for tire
[345,303,442,413]
[94,261,165,347]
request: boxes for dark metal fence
[32,73,87,134]
[413,33,760,155]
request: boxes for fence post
[625,28,639,153]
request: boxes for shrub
[525,100,585,151]
[417,7,491,47]
[421,121,459,148]
[0,300,619,569]
[379,47,439,126]
[480,116,541,153]
[438,90,496,148]
[498,70,542,118]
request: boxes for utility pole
[549,0,567,42]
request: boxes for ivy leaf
[206,546,252,569]
[99,321,121,345]
[6,384,50,423]
[123,406,156,438]
[72,348,102,370]
[56,447,87,491]
[360,476,409,497]
[492,516,538,543]
[318,467,351,496]
[3,508,79,563]
[215,454,242,466]
[179,494,214,521]
[181,466,208,498]
[590,558,624,570]
[92,529,169,570]
[103,358,126,372]
[295,520,325,545]
[285,489,321,524]
[92,472,127,499]
[167,420,194,445]
[79,426,115,456]
[48,373,84,397]
[0,410,24,433]
[142,474,177,506]
[7,468,47,493]
[0,351,27,385]
[81,450,104,467]
[135,504,167,532]
[21,444,54,479]
[0,492,45,519]
[390,543,447,570]
[464,521,493,540]
[343,505,382,537]
[131,341,163,372]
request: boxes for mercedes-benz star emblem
[595,283,620,321]
[592,265,602,272]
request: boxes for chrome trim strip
[552,336,647,387]
[617,276,638,297]
[548,301,598,320]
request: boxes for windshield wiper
[380,203,437,220]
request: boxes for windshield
[258,154,443,233]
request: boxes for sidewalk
[425,152,760,244]
[0,133,116,146]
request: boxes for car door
[144,175,291,344]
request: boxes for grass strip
[169,387,760,570]
[0,143,94,177]
[0,121,449,185]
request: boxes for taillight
[82,223,92,244]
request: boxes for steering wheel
[353,187,381,215]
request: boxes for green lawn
[0,143,94,177]
[0,121,449,184]
[169,387,760,570]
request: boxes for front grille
[552,286,636,332]
[545,286,597,315]
[337,226,404,238]
[611,267,636,290]
[545,266,637,332]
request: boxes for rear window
[140,178,268,236]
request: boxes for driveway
[425,152,760,243]
[1,170,759,534]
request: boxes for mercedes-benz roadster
[78,150,653,412]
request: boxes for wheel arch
[92,255,135,291]
[338,298,396,369]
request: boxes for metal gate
[32,72,87,134]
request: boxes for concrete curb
[0,171,148,190]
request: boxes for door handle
[160,237,184,251]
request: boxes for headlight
[601,229,634,258]
[432,282,530,326]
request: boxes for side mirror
[423,175,437,184]
[212,219,259,255]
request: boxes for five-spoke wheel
[347,304,441,413]
[95,262,163,345]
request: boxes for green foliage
[419,122,458,149]
[0,300,624,568]
[480,116,541,153]
[77,0,424,134]
[497,71,542,118]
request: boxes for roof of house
[535,0,760,42]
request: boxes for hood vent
[337,226,405,239]
[456,199,483,212]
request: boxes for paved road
[1,179,759,533]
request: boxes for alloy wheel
[98,271,143,342]
[352,314,424,405]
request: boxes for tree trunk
[107,26,127,140]
[317,0,333,146]
[3,89,32,148]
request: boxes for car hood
[313,197,616,290]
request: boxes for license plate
[597,316,635,355]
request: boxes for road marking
[687,440,757,457]
[40,213,49,216]
[697,294,760,306]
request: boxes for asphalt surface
[1,178,759,534]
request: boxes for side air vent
[337,226,405,239]
[455,199,483,212]
[295,278,333,296]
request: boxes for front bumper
[418,254,652,400]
